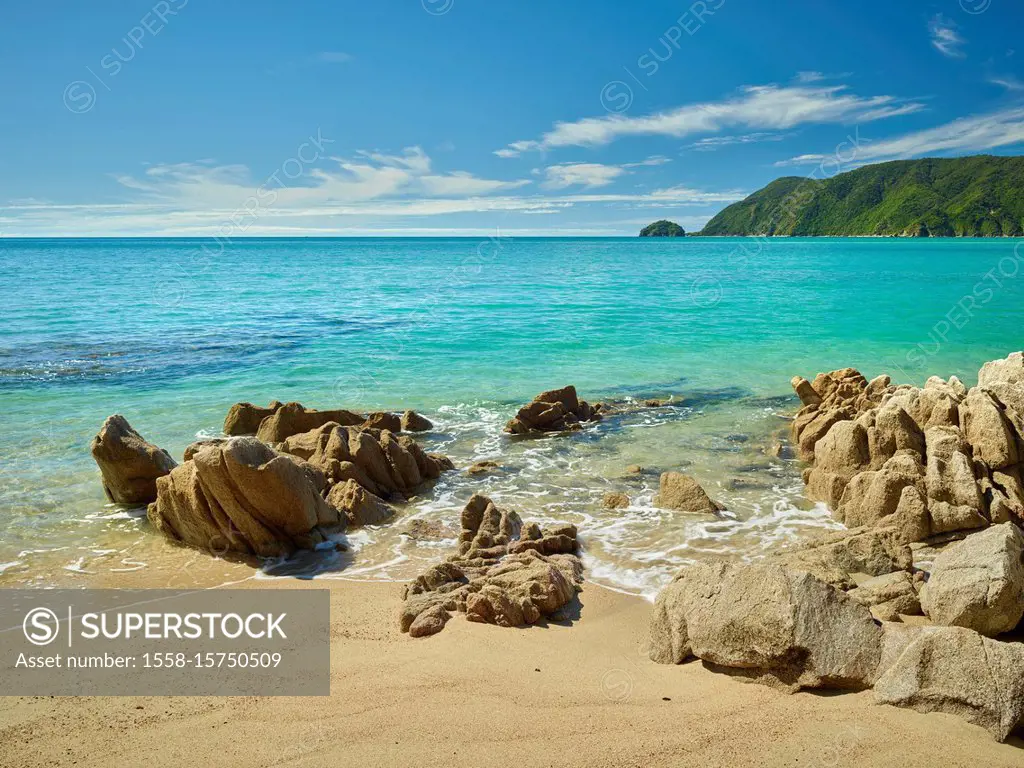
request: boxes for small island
[639,220,686,237]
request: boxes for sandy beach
[2,578,1021,768]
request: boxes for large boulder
[874,626,1024,741]
[401,410,433,432]
[959,388,1018,469]
[91,415,177,505]
[400,495,582,636]
[924,426,987,534]
[147,437,342,557]
[919,522,1024,636]
[223,400,283,436]
[649,562,882,691]
[255,402,365,443]
[505,386,601,434]
[653,472,722,513]
[325,479,395,527]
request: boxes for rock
[467,460,500,476]
[919,522,1024,636]
[91,415,177,505]
[408,604,450,638]
[924,427,987,534]
[649,562,882,691]
[790,376,822,406]
[222,400,283,436]
[505,386,601,434]
[255,402,365,443]
[654,472,722,513]
[959,388,1018,469]
[769,526,912,589]
[401,410,433,432]
[805,420,870,509]
[837,451,926,530]
[279,423,453,499]
[363,412,402,432]
[847,571,922,622]
[874,626,1024,741]
[977,351,1024,433]
[147,437,341,557]
[400,495,582,636]
[401,519,456,541]
[326,479,395,527]
[602,491,630,509]
[625,464,644,475]
[183,438,229,461]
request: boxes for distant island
[639,220,686,237]
[701,154,1024,237]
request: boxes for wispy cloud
[686,131,793,151]
[774,106,1024,166]
[0,148,742,236]
[989,74,1024,91]
[497,83,924,156]
[929,15,965,59]
[540,156,671,189]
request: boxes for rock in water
[919,522,1024,636]
[401,410,433,432]
[602,491,630,509]
[147,437,342,557]
[653,472,722,513]
[326,479,395,527]
[400,494,583,636]
[90,415,177,505]
[504,386,602,434]
[874,626,1024,741]
[256,402,365,443]
[649,561,882,691]
[222,400,284,436]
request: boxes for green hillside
[701,155,1024,237]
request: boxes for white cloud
[929,15,965,59]
[795,71,825,83]
[497,83,924,156]
[989,75,1024,92]
[774,107,1024,166]
[543,162,626,189]
[687,131,792,151]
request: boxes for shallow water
[1,237,1021,596]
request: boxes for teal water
[1,237,1022,595]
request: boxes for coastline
[2,577,1021,768]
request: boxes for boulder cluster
[505,386,602,434]
[90,402,450,557]
[650,352,1024,742]
[400,494,582,637]
[791,353,1024,543]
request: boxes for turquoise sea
[1,237,1022,596]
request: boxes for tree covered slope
[701,155,1024,237]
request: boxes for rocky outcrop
[147,437,342,557]
[400,495,582,637]
[505,386,602,434]
[919,522,1024,636]
[255,402,365,443]
[91,415,177,505]
[649,562,882,691]
[874,626,1024,741]
[768,526,912,590]
[791,353,1024,542]
[278,422,453,500]
[653,472,723,513]
[401,410,433,432]
[223,400,284,436]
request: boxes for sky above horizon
[2,0,1024,237]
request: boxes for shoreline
[2,577,1021,767]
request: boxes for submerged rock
[874,626,1024,741]
[91,415,177,505]
[505,386,602,434]
[400,494,582,636]
[649,561,882,691]
[654,472,723,513]
[147,437,342,557]
[602,491,630,509]
[919,522,1024,636]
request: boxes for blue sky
[2,0,1023,236]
